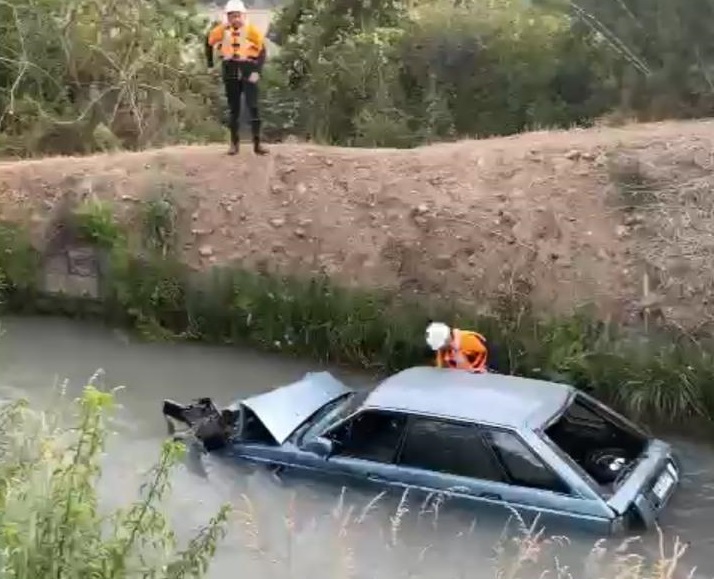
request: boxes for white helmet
[224,0,246,14]
[426,322,451,351]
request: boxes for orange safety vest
[436,329,488,373]
[207,22,264,61]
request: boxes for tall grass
[203,476,693,579]
[0,377,231,578]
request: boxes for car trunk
[542,392,680,527]
[604,439,679,526]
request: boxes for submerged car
[162,366,680,535]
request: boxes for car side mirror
[305,436,334,458]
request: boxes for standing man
[425,321,490,373]
[205,0,269,156]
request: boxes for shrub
[0,0,221,157]
[0,378,231,577]
[267,0,613,145]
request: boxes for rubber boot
[227,121,239,155]
[227,137,239,156]
[251,120,268,156]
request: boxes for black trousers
[222,61,261,145]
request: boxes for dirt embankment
[1,120,714,332]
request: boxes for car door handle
[366,472,386,483]
[478,492,502,501]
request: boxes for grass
[0,377,231,578]
[72,195,124,249]
[178,465,694,579]
[141,186,180,257]
[0,378,696,579]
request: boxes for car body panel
[164,366,680,535]
[606,439,678,515]
[234,371,352,445]
[362,367,571,429]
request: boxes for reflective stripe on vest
[451,329,468,367]
[220,23,260,60]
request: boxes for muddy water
[0,316,712,579]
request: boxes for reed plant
[210,479,693,579]
[0,375,230,578]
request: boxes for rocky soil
[2,119,714,332]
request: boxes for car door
[281,409,411,498]
[479,427,614,533]
[390,414,519,525]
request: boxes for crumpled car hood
[236,371,352,445]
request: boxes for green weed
[141,188,179,257]
[0,222,40,296]
[0,381,230,578]
[96,255,714,429]
[73,196,123,249]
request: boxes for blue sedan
[162,366,680,535]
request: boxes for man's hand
[248,71,260,83]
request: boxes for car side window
[486,430,570,494]
[397,417,506,482]
[327,410,407,464]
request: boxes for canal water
[0,316,710,579]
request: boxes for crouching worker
[426,322,490,373]
[205,0,269,156]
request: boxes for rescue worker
[425,321,490,373]
[205,0,269,156]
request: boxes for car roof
[361,367,573,429]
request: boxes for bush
[0,380,231,578]
[0,0,222,157]
[266,0,613,145]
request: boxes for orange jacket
[436,329,488,373]
[205,21,266,69]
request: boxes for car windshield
[299,390,368,442]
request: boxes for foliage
[0,222,40,295]
[73,195,123,248]
[3,0,714,152]
[544,0,714,120]
[268,0,409,144]
[234,486,692,579]
[0,382,231,578]
[0,0,222,157]
[266,0,614,145]
[141,186,180,257]
[266,0,714,145]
